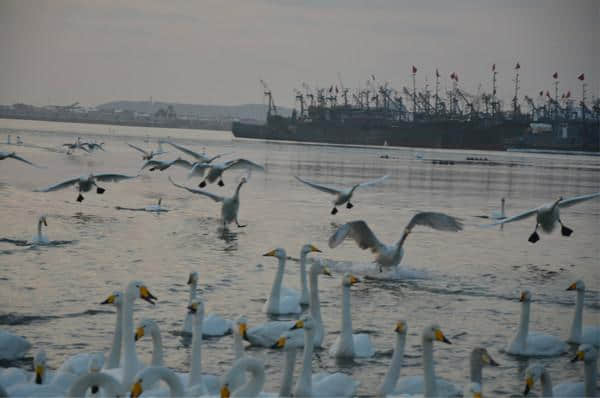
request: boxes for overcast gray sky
[1,0,598,108]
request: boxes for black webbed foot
[199,181,207,188]
[331,207,338,215]
[528,231,540,243]
[346,202,354,209]
[91,385,99,394]
[96,187,105,194]
[218,180,225,187]
[561,225,573,237]
[77,193,84,202]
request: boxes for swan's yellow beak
[435,329,451,344]
[567,282,577,291]
[272,336,286,349]
[519,292,526,302]
[473,392,482,398]
[291,320,304,330]
[310,245,321,253]
[131,380,143,398]
[135,327,144,342]
[188,303,198,314]
[395,321,405,333]
[140,285,157,305]
[571,349,585,362]
[34,365,44,384]
[263,249,277,257]
[238,322,247,338]
[524,376,534,395]
[322,266,332,276]
[187,273,195,285]
[349,275,359,285]
[221,384,230,398]
[100,294,116,305]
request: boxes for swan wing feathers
[246,321,296,347]
[141,159,163,170]
[581,326,600,346]
[295,176,341,195]
[167,141,210,162]
[525,332,567,356]
[224,158,265,172]
[94,173,138,183]
[171,158,194,169]
[169,177,224,202]
[559,192,600,208]
[395,376,462,397]
[34,177,81,192]
[127,143,149,155]
[202,314,233,336]
[329,220,385,253]
[0,331,31,360]
[9,153,40,167]
[313,372,359,397]
[487,206,539,226]
[406,212,464,232]
[553,382,585,397]
[356,174,390,189]
[353,334,376,357]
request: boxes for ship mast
[435,68,440,115]
[491,63,497,116]
[579,73,586,120]
[512,62,520,116]
[412,66,417,117]
[553,72,559,119]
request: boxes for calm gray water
[1,119,599,397]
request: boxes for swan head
[187,271,198,285]
[272,330,304,350]
[524,363,546,395]
[126,280,157,305]
[235,315,248,339]
[394,319,408,335]
[310,259,331,277]
[567,279,585,292]
[519,290,532,303]
[292,314,314,331]
[342,272,360,287]
[188,299,205,319]
[471,347,498,367]
[34,350,47,384]
[221,358,264,398]
[131,367,168,398]
[423,324,451,344]
[87,352,105,372]
[100,290,123,306]
[301,244,322,256]
[571,344,598,363]
[263,248,286,260]
[135,319,158,342]
[38,215,48,227]
[466,382,482,398]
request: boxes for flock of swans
[1,135,600,398]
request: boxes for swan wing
[405,212,464,232]
[313,372,359,397]
[34,177,80,192]
[0,331,31,360]
[581,326,600,346]
[141,159,163,170]
[246,321,296,347]
[553,381,584,397]
[356,174,390,189]
[559,192,600,208]
[329,220,385,253]
[94,173,138,183]
[8,153,41,167]
[295,176,341,195]
[168,177,224,202]
[171,158,194,169]
[202,313,233,337]
[525,332,567,357]
[352,333,375,358]
[188,162,210,177]
[224,158,265,172]
[487,206,540,226]
[127,143,149,156]
[167,141,210,162]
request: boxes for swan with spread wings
[329,212,463,271]
[35,173,138,202]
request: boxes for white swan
[101,291,123,369]
[167,141,229,165]
[263,248,302,315]
[127,142,167,160]
[377,320,408,397]
[241,316,296,348]
[566,280,600,347]
[0,330,30,360]
[220,357,265,398]
[6,351,65,397]
[62,137,89,154]
[329,273,375,359]
[31,215,49,245]
[524,345,598,397]
[0,150,42,167]
[298,244,322,305]
[394,324,461,397]
[182,272,232,337]
[135,319,164,366]
[490,192,600,243]
[505,290,567,357]
[192,158,264,188]
[68,356,124,398]
[295,174,389,215]
[130,366,199,398]
[306,259,331,347]
[275,314,359,398]
[329,212,463,271]
[169,176,248,229]
[35,172,138,202]
[141,157,194,172]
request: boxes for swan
[68,369,123,397]
[294,175,389,215]
[566,280,600,346]
[141,157,194,172]
[169,176,248,229]
[263,248,302,315]
[0,330,30,360]
[167,141,229,164]
[130,365,208,398]
[31,215,49,245]
[115,198,169,212]
[524,345,598,397]
[505,290,567,357]
[182,272,232,337]
[394,324,461,397]
[329,273,375,359]
[298,244,322,306]
[377,320,408,397]
[62,137,89,154]
[0,150,42,167]
[101,291,124,369]
[490,192,600,243]
[6,351,65,397]
[240,315,296,348]
[274,314,359,398]
[35,172,138,202]
[127,142,167,160]
[220,357,265,398]
[135,319,164,366]
[61,353,109,397]
[329,212,463,271]
[306,259,331,347]
[85,140,105,152]
[193,158,264,188]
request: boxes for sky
[0,0,598,108]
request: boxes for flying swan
[35,173,138,202]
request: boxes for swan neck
[158,367,185,397]
[233,328,245,360]
[295,326,315,397]
[37,220,43,239]
[584,356,597,397]
[377,332,406,396]
[341,284,354,353]
[106,304,123,369]
[189,313,204,386]
[299,252,309,304]
[279,348,297,397]
[568,291,584,342]
[267,257,286,313]
[309,269,324,346]
[422,338,437,397]
[188,280,197,304]
[237,361,265,397]
[540,368,553,396]
[67,373,123,398]
[121,295,137,387]
[150,328,163,366]
[234,181,244,197]
[516,300,530,351]
[469,352,482,384]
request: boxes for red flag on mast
[552,72,558,79]
[578,73,585,81]
[412,65,417,74]
[515,62,520,70]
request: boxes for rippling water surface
[1,119,599,397]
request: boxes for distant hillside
[97,101,292,121]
